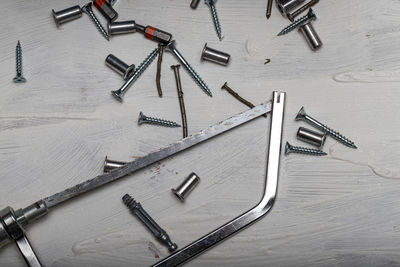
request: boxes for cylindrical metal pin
[190,0,201,9]
[297,127,326,148]
[277,0,305,16]
[172,173,200,201]
[104,156,126,173]
[299,22,322,51]
[105,54,135,80]
[201,43,230,66]
[52,5,82,27]
[92,0,118,21]
[108,20,137,35]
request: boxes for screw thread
[278,12,313,36]
[183,60,212,96]
[132,47,160,84]
[292,146,326,156]
[16,41,22,74]
[122,194,139,210]
[209,4,223,40]
[145,116,180,128]
[83,6,109,40]
[320,124,357,148]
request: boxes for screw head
[285,142,292,155]
[81,2,92,12]
[307,8,316,20]
[111,90,123,102]
[205,0,217,5]
[295,107,307,121]
[165,40,176,53]
[138,112,146,125]
[13,74,26,83]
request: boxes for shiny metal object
[296,107,357,148]
[52,5,82,27]
[111,47,159,102]
[103,156,126,173]
[172,173,200,201]
[0,200,48,266]
[81,2,109,41]
[297,127,325,148]
[0,101,274,258]
[278,8,316,36]
[135,23,172,45]
[108,20,137,35]
[166,40,212,97]
[266,0,273,18]
[153,91,285,266]
[123,194,177,252]
[105,54,135,80]
[107,0,117,6]
[92,0,118,21]
[138,112,181,128]
[277,0,305,15]
[205,0,223,41]
[201,43,230,66]
[299,22,322,51]
[285,141,326,156]
[287,0,319,21]
[190,0,201,9]
[13,41,26,83]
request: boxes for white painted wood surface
[1,0,400,266]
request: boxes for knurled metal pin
[172,173,200,202]
[105,54,135,80]
[52,5,82,27]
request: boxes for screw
[285,142,327,156]
[287,0,320,21]
[138,112,181,128]
[277,8,316,36]
[13,41,26,83]
[111,47,160,102]
[122,194,178,252]
[295,107,357,149]
[205,0,223,41]
[166,40,212,97]
[266,0,273,19]
[81,2,110,41]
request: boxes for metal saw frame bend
[153,91,285,266]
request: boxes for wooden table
[1,0,399,266]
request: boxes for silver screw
[296,107,357,149]
[205,0,223,41]
[81,2,109,41]
[277,8,316,36]
[138,112,181,128]
[111,47,160,102]
[285,142,327,156]
[166,40,212,97]
[13,41,26,83]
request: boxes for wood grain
[0,0,400,266]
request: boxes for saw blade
[44,101,272,208]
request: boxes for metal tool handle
[15,234,42,267]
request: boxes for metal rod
[153,91,286,266]
[156,44,164,97]
[287,0,319,21]
[221,82,267,118]
[171,65,188,138]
